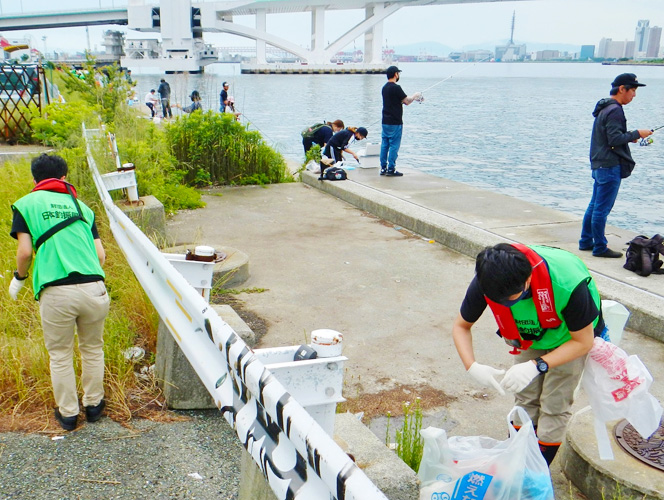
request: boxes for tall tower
[635,20,650,53]
[509,11,516,45]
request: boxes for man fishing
[380,66,423,177]
[579,73,653,258]
[452,243,604,465]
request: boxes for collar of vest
[485,244,562,354]
[32,179,78,197]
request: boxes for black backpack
[623,234,664,277]
[321,166,347,181]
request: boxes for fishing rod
[639,124,664,146]
[418,55,492,95]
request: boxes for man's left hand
[500,360,540,393]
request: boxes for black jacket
[590,98,640,170]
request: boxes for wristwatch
[534,357,549,374]
[13,271,28,281]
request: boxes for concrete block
[238,412,419,500]
[154,304,255,409]
[117,195,166,243]
[335,412,420,500]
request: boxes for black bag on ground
[320,166,347,181]
[623,234,664,276]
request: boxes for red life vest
[485,244,562,354]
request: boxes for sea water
[133,62,664,235]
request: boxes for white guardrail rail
[83,125,389,500]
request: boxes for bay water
[133,62,664,236]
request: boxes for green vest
[12,189,104,299]
[508,245,601,350]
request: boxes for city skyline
[1,0,663,55]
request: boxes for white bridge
[0,0,523,72]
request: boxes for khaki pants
[39,281,110,418]
[513,347,587,444]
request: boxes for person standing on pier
[579,73,653,258]
[219,81,230,112]
[158,78,173,119]
[380,66,423,177]
[452,243,603,466]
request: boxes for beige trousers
[513,347,587,444]
[39,281,110,418]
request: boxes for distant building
[580,45,595,60]
[495,43,527,61]
[635,20,650,54]
[459,49,493,62]
[535,50,560,61]
[598,38,632,59]
[647,26,662,58]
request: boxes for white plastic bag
[582,337,663,459]
[601,299,630,346]
[418,407,553,500]
[304,160,320,174]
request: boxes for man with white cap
[380,66,423,177]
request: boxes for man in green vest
[452,243,603,465]
[9,153,110,431]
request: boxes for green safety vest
[12,189,104,299]
[506,245,601,350]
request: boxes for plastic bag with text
[581,337,663,459]
[418,406,553,500]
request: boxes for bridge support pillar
[311,6,326,63]
[256,9,267,65]
[364,3,385,65]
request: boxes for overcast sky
[1,0,663,53]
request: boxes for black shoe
[593,248,623,258]
[386,170,403,177]
[85,399,106,423]
[380,168,387,176]
[54,408,78,431]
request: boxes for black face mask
[499,288,531,307]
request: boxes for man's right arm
[606,109,650,145]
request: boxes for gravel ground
[0,410,243,500]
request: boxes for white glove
[500,360,540,393]
[8,277,25,300]
[412,92,424,102]
[467,362,506,395]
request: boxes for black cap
[222,81,228,87]
[611,73,646,89]
[386,66,401,78]
[356,127,368,138]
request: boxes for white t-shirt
[145,92,159,104]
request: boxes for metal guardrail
[83,125,388,500]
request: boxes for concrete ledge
[302,171,664,344]
[560,409,664,500]
[238,413,420,500]
[154,304,255,410]
[117,195,166,243]
[334,413,420,500]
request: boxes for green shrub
[31,101,95,147]
[165,111,292,186]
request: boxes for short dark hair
[475,243,532,302]
[31,153,68,183]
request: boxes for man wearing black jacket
[579,73,652,258]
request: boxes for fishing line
[639,124,664,146]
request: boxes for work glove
[412,92,424,102]
[500,360,540,393]
[467,362,506,395]
[8,277,25,300]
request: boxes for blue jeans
[579,166,622,255]
[380,124,403,171]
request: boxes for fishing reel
[639,137,654,147]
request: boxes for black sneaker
[85,399,106,423]
[54,408,78,431]
[593,248,623,258]
[386,170,403,177]
[380,168,387,176]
